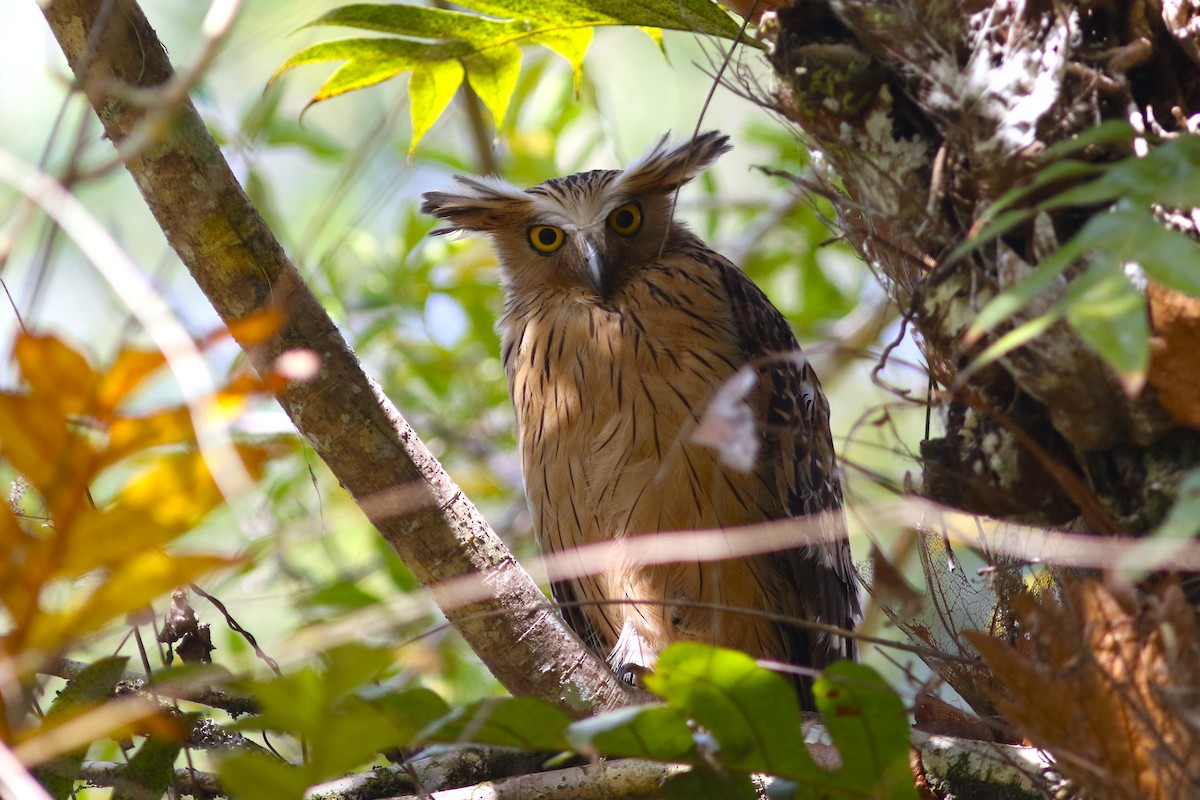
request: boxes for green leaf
[1065,266,1149,389]
[813,662,918,799]
[420,697,571,750]
[368,687,452,743]
[113,726,192,800]
[410,59,465,154]
[34,657,130,800]
[644,643,811,777]
[48,656,131,713]
[567,703,695,760]
[527,28,593,94]
[220,752,309,800]
[275,0,745,147]
[1036,120,1136,161]
[465,44,522,128]
[962,314,1059,380]
[664,766,759,799]
[1151,469,1200,542]
[310,3,523,41]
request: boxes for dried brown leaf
[966,578,1200,799]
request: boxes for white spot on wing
[692,365,759,471]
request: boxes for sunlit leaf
[23,552,239,654]
[101,406,197,469]
[464,43,522,128]
[14,334,98,417]
[276,39,439,107]
[409,59,465,155]
[95,348,167,414]
[0,391,88,514]
[528,28,593,94]
[274,0,745,149]
[59,447,267,578]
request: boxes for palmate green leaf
[464,44,522,131]
[968,198,1200,385]
[410,59,465,155]
[274,0,744,150]
[220,753,310,800]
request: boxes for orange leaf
[57,447,267,578]
[23,551,239,655]
[94,348,168,414]
[102,406,197,469]
[1147,282,1200,430]
[0,392,94,516]
[224,307,286,345]
[13,334,98,416]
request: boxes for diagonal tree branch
[40,0,635,716]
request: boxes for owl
[421,131,859,705]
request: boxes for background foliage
[1,0,969,797]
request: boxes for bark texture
[755,0,1200,789]
[759,0,1200,535]
[41,0,637,717]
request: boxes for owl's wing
[713,251,862,670]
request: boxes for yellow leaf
[24,551,239,654]
[14,334,98,416]
[409,59,464,156]
[223,308,286,346]
[0,392,93,517]
[94,348,167,414]
[102,406,197,469]
[464,44,521,129]
[57,447,267,578]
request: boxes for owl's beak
[581,236,605,293]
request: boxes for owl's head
[420,131,732,299]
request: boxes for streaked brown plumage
[421,132,858,702]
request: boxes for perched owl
[422,131,859,704]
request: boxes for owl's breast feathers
[500,234,859,686]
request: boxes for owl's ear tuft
[616,131,732,196]
[421,175,529,235]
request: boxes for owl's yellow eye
[529,225,566,254]
[607,203,642,236]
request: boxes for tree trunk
[40,0,637,717]
[755,0,1200,789]
[759,0,1200,535]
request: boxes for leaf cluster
[273,0,744,153]
[0,333,285,789]
[221,642,916,799]
[958,125,1200,388]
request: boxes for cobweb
[860,521,1060,719]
